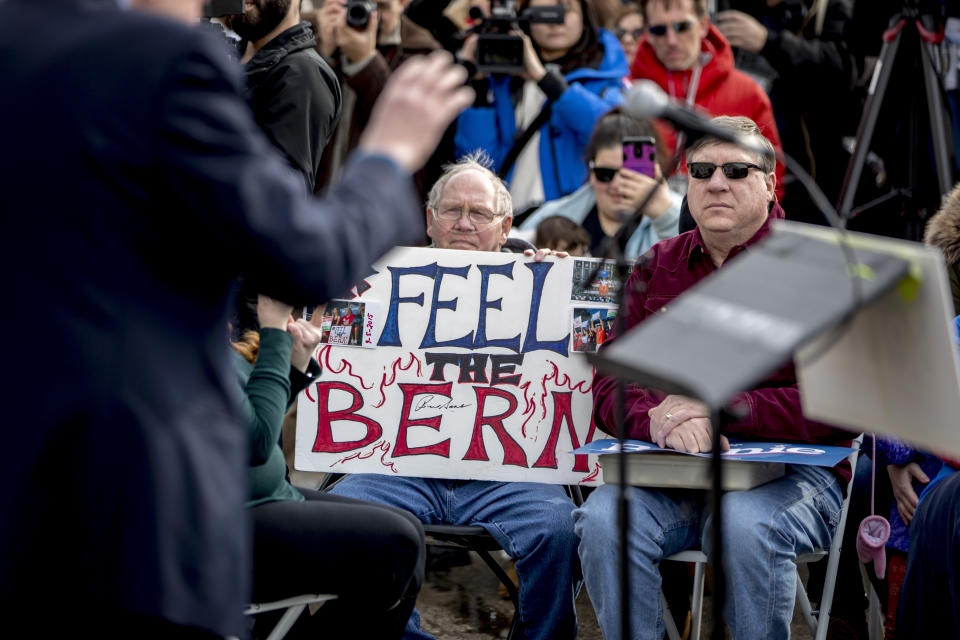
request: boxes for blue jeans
[331,475,580,640]
[573,465,842,640]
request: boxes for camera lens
[346,1,372,29]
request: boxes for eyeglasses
[687,161,764,180]
[432,205,505,226]
[647,20,694,37]
[589,162,619,183]
[613,27,644,40]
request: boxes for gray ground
[417,552,817,639]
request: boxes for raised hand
[287,304,327,372]
[257,294,294,331]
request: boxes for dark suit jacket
[0,1,423,635]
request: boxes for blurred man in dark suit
[0,0,472,636]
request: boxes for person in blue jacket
[454,0,628,216]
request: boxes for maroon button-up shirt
[592,203,854,485]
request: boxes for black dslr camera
[474,2,565,74]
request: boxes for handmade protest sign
[295,247,621,485]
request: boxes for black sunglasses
[589,163,619,183]
[647,20,694,37]
[613,27,644,40]
[687,162,763,180]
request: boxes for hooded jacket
[454,28,628,207]
[242,20,341,191]
[631,22,784,199]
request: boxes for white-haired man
[332,154,581,640]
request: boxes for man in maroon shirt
[572,116,853,640]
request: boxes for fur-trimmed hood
[925,182,960,266]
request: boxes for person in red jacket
[630,0,784,200]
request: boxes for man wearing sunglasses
[574,115,853,640]
[629,0,784,199]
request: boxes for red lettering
[464,387,527,467]
[532,391,593,471]
[393,382,452,458]
[576,417,599,473]
[312,382,383,453]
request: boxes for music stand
[793,223,960,457]
[589,221,920,638]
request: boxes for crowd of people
[3,0,960,639]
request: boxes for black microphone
[624,80,776,159]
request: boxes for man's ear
[700,14,710,36]
[764,170,776,202]
[425,208,436,241]
[500,215,513,245]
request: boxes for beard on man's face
[228,0,292,42]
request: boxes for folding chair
[422,523,523,640]
[318,473,582,640]
[663,444,860,640]
[422,483,584,640]
[244,593,338,640]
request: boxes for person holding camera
[454,0,629,218]
[520,106,681,259]
[309,0,446,196]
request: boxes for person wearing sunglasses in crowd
[631,0,785,199]
[613,2,644,71]
[574,116,855,640]
[520,107,680,260]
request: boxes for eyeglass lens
[687,162,762,180]
[614,27,645,40]
[590,165,618,183]
[647,21,693,36]
[435,206,500,225]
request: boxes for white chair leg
[689,560,705,640]
[795,567,818,635]
[662,590,683,640]
[264,603,306,640]
[861,562,886,640]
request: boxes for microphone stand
[583,145,684,640]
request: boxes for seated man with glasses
[330,152,582,640]
[573,116,855,640]
[630,0,784,199]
